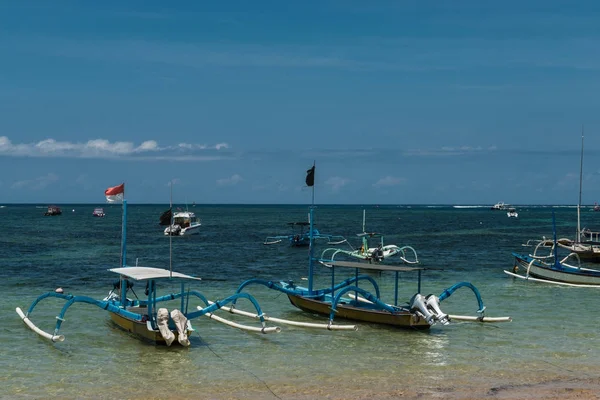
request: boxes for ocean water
[2,204,600,399]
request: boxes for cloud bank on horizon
[0,136,230,161]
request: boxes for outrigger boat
[234,164,510,329]
[319,209,419,265]
[264,218,346,247]
[44,205,62,216]
[16,184,281,346]
[506,213,600,287]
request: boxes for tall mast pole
[308,162,315,294]
[577,126,584,242]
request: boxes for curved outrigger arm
[396,245,419,264]
[235,275,382,300]
[263,236,284,245]
[328,285,400,323]
[16,292,145,343]
[186,291,280,334]
[437,282,511,323]
[438,281,485,313]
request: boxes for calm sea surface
[2,204,600,399]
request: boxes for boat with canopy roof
[16,183,281,346]
[233,164,511,329]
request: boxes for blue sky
[1,1,600,205]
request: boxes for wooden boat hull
[286,294,431,329]
[109,311,192,345]
[514,255,600,285]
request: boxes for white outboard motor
[425,294,449,325]
[157,308,175,346]
[170,309,190,347]
[409,294,436,325]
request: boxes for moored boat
[161,210,201,236]
[44,205,62,216]
[506,211,600,286]
[319,209,419,265]
[237,164,510,329]
[16,184,280,346]
[491,202,507,210]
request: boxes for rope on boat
[205,300,358,331]
[199,307,281,333]
[16,307,65,342]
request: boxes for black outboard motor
[373,245,384,262]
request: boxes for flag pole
[307,162,316,294]
[120,183,127,307]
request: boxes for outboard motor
[409,294,436,325]
[425,294,449,325]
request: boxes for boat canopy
[108,266,202,281]
[288,222,310,226]
[357,232,383,238]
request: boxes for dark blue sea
[2,204,600,399]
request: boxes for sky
[1,1,600,205]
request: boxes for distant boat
[44,205,62,216]
[162,210,201,236]
[506,208,518,218]
[92,207,106,217]
[491,202,507,210]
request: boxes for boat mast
[307,162,316,294]
[577,126,584,243]
[362,209,366,233]
[169,179,173,278]
[120,193,128,307]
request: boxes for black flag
[305,165,315,187]
[159,208,172,226]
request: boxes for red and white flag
[105,183,125,203]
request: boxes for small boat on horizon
[491,202,508,210]
[92,207,105,217]
[44,205,62,216]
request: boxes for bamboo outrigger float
[16,184,281,346]
[234,164,511,329]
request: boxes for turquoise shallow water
[2,204,600,399]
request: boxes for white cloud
[0,136,231,161]
[216,174,243,186]
[12,173,59,190]
[325,176,351,192]
[372,176,406,188]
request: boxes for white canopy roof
[108,266,201,281]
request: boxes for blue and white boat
[264,219,346,247]
[237,164,510,329]
[506,214,600,287]
[319,209,419,266]
[16,184,280,346]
